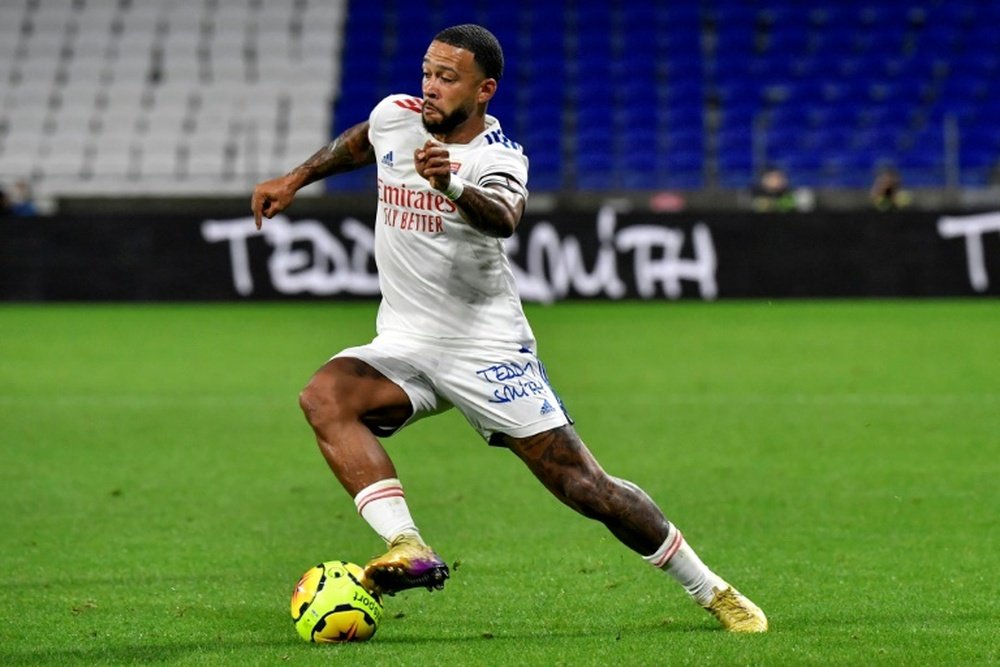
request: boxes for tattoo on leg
[339,357,386,380]
[508,427,670,555]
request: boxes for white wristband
[444,175,466,201]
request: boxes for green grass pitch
[1,300,997,666]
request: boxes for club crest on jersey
[381,151,394,167]
[449,161,461,174]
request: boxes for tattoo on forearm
[291,121,375,185]
[455,184,523,238]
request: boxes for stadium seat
[0,0,346,199]
[2,0,1000,196]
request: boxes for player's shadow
[0,620,730,665]
[376,617,716,645]
[0,639,291,666]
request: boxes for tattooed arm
[451,180,525,239]
[414,139,524,238]
[250,121,375,229]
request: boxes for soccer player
[250,24,767,632]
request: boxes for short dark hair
[433,24,504,81]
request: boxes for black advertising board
[3,206,999,300]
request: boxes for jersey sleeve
[475,143,530,198]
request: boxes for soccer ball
[290,560,384,643]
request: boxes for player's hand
[250,175,297,230]
[414,140,453,192]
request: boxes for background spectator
[869,166,911,211]
[9,180,39,216]
[751,166,799,212]
[0,186,11,217]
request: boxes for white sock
[353,478,422,544]
[643,524,727,606]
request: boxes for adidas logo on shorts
[540,399,556,416]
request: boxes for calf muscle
[502,427,670,555]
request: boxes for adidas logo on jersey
[540,399,556,416]
[381,151,394,167]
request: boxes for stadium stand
[705,1,1000,188]
[330,1,706,193]
[331,1,1000,193]
[1,0,999,201]
[0,0,344,199]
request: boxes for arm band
[444,175,466,201]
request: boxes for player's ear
[477,78,497,104]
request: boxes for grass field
[1,300,997,666]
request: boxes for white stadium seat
[0,0,346,196]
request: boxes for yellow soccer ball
[290,560,384,642]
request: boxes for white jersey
[367,94,534,344]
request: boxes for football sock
[353,478,422,545]
[643,523,727,606]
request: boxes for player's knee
[298,374,353,427]
[298,382,323,426]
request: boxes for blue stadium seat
[327,0,1000,191]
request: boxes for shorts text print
[475,359,549,405]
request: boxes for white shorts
[333,332,572,442]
